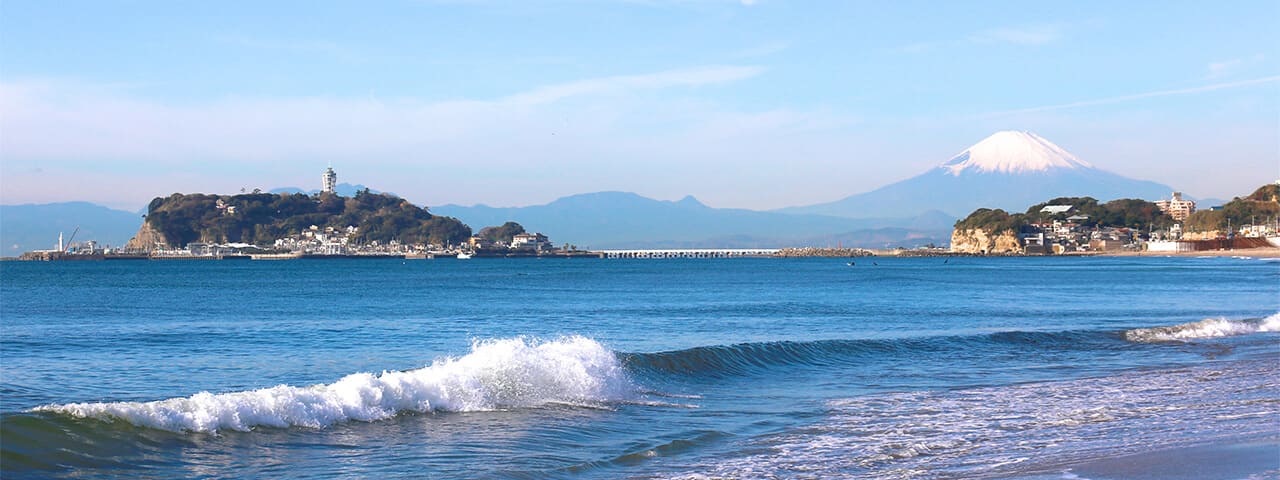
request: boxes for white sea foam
[676,356,1279,479]
[1123,313,1280,342]
[36,336,632,432]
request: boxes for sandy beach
[1060,437,1280,480]
[1102,247,1280,258]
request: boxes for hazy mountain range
[1,202,142,254]
[2,131,1200,252]
[781,131,1180,218]
[269,183,389,197]
[433,192,955,249]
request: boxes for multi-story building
[322,166,338,194]
[511,232,551,251]
[1155,192,1196,221]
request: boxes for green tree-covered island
[129,190,472,251]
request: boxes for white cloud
[1,66,878,210]
[730,42,788,59]
[889,41,941,54]
[1206,54,1266,79]
[502,65,764,105]
[968,24,1063,45]
[212,34,369,63]
[892,23,1067,53]
[978,75,1280,117]
[1207,59,1244,79]
[0,66,766,161]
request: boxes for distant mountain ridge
[0,202,142,254]
[781,131,1179,219]
[270,183,391,198]
[433,191,953,249]
[0,192,952,253]
[2,131,1198,252]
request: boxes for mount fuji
[781,131,1178,218]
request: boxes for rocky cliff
[950,228,1021,254]
[124,222,169,251]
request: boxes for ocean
[1,256,1277,479]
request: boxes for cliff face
[1180,230,1224,241]
[950,228,1021,254]
[125,222,169,250]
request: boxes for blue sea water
[1,256,1277,478]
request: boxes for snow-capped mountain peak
[940,131,1093,176]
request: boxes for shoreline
[1013,435,1280,480]
[1099,246,1280,258]
[7,246,1280,261]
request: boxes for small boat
[456,252,473,259]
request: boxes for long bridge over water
[596,249,780,259]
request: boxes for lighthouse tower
[322,166,337,194]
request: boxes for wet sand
[1062,438,1280,480]
[1102,247,1280,258]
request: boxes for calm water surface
[2,256,1277,478]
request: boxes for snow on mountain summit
[941,131,1093,175]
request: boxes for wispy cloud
[889,41,942,54]
[891,23,1067,54]
[730,42,788,59]
[212,34,368,63]
[0,65,769,167]
[0,65,851,209]
[978,75,1280,118]
[502,65,764,105]
[620,0,760,7]
[1206,54,1266,79]
[968,24,1063,46]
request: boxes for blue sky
[1,0,1276,210]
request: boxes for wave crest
[622,330,1107,377]
[35,336,631,432]
[1123,313,1280,343]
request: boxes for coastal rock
[950,228,1020,254]
[125,222,169,251]
[1180,231,1224,241]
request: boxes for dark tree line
[956,196,1174,233]
[477,222,526,245]
[1184,184,1280,232]
[144,190,472,247]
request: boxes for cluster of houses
[466,232,553,252]
[271,225,365,255]
[163,227,561,258]
[1019,215,1142,254]
[34,226,562,260]
[1014,192,1279,255]
[266,226,560,256]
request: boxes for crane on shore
[61,227,80,252]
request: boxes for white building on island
[322,166,338,194]
[511,232,551,251]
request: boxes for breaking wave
[1123,313,1280,343]
[620,330,1111,378]
[35,336,632,433]
[32,314,1280,433]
